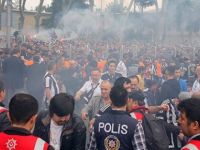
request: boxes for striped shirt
[44,72,59,100]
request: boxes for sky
[26,0,162,11]
[26,0,52,10]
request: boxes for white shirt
[44,72,59,100]
[80,79,102,97]
[192,80,200,92]
[116,60,127,77]
[50,120,63,150]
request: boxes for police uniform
[181,134,200,150]
[91,109,146,150]
[0,127,52,150]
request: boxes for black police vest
[94,110,138,150]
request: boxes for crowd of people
[0,36,199,150]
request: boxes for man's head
[100,80,112,100]
[178,98,200,137]
[9,94,38,131]
[48,61,57,74]
[127,91,145,112]
[49,93,74,126]
[195,65,200,79]
[0,81,5,102]
[108,60,117,75]
[129,75,140,91]
[91,68,101,84]
[175,68,181,79]
[11,49,20,57]
[146,80,158,92]
[33,55,41,64]
[165,65,175,80]
[110,86,128,108]
[114,77,131,92]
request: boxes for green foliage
[41,17,54,28]
[175,0,200,33]
[42,0,90,28]
[135,0,157,7]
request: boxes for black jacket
[33,111,86,150]
[159,79,180,104]
[94,109,138,150]
[101,72,122,84]
[26,63,46,92]
[2,55,25,89]
[0,102,10,132]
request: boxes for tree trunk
[134,1,136,13]
[155,0,158,12]
[127,0,134,12]
[35,0,44,33]
[0,0,6,30]
[19,15,24,30]
[19,0,26,31]
[65,0,73,13]
[89,0,94,11]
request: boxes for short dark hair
[91,67,100,72]
[33,55,40,63]
[128,91,145,106]
[114,77,131,88]
[0,80,5,92]
[110,86,128,107]
[178,98,200,125]
[49,93,74,117]
[165,65,176,76]
[11,48,20,55]
[48,61,56,71]
[9,93,38,124]
[129,75,139,82]
[108,60,117,66]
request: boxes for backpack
[142,113,169,150]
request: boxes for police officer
[0,93,53,150]
[88,86,147,150]
[178,98,200,150]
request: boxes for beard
[55,121,66,126]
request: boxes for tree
[35,0,44,33]
[0,0,6,29]
[44,4,52,12]
[19,0,26,30]
[0,0,6,10]
[127,0,158,13]
[51,0,89,27]
[89,0,94,11]
[12,0,20,9]
[127,0,134,12]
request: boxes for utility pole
[6,0,12,48]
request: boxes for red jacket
[0,127,50,150]
[0,106,7,113]
[181,134,200,150]
[129,106,148,121]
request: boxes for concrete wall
[0,10,51,33]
